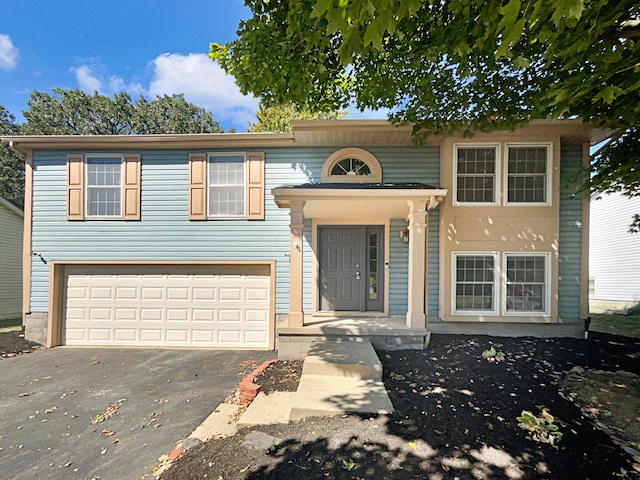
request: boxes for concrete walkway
[238,339,394,426]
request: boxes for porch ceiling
[272,183,448,219]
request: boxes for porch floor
[277,316,429,359]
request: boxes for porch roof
[272,183,447,219]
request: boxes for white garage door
[63,264,271,348]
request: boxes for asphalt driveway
[0,347,275,480]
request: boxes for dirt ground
[163,332,640,480]
[0,330,42,358]
[2,330,639,479]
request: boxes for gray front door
[319,226,384,312]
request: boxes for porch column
[288,201,305,327]
[406,199,428,329]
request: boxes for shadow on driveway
[0,347,275,479]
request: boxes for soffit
[272,184,448,219]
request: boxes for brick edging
[239,359,277,403]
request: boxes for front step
[302,339,383,380]
[289,374,394,420]
[288,339,394,420]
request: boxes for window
[504,254,548,313]
[208,154,245,217]
[454,145,498,204]
[452,252,550,316]
[506,145,549,204]
[188,152,265,220]
[321,147,382,183]
[86,156,122,217]
[453,142,552,206]
[453,254,497,313]
[331,158,372,176]
[66,154,140,221]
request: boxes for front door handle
[355,271,361,280]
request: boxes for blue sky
[1,0,385,132]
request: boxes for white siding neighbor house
[0,197,24,321]
[589,192,640,312]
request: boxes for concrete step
[289,374,394,421]
[237,392,296,427]
[302,339,383,380]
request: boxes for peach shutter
[189,153,207,220]
[123,154,141,220]
[246,152,265,220]
[67,154,84,220]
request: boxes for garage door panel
[116,287,138,300]
[88,329,111,341]
[115,308,138,321]
[167,287,189,300]
[193,288,216,300]
[63,265,271,348]
[114,329,137,342]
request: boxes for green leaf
[363,22,383,50]
[496,19,525,58]
[593,86,625,105]
[551,0,584,27]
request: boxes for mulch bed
[162,331,640,480]
[254,359,303,393]
[0,330,42,358]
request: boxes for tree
[248,102,346,132]
[132,94,223,134]
[211,0,640,212]
[23,89,134,135]
[22,89,223,135]
[0,106,24,207]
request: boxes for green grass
[589,312,640,338]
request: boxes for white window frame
[453,143,501,206]
[321,147,382,183]
[84,154,123,219]
[502,252,551,316]
[207,152,247,219]
[452,252,499,315]
[504,143,552,206]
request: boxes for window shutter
[67,154,84,220]
[123,154,141,220]
[189,153,207,220]
[246,152,265,220]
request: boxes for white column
[406,200,428,328]
[288,201,305,327]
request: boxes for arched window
[321,148,382,183]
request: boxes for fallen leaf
[19,392,34,397]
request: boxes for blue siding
[389,218,409,314]
[428,209,440,317]
[558,144,584,319]
[30,145,442,317]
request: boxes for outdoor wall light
[400,227,410,244]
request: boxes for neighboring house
[1,120,608,352]
[589,192,640,312]
[0,197,24,322]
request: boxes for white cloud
[68,52,259,130]
[148,53,259,129]
[70,65,103,92]
[108,75,144,97]
[0,34,19,70]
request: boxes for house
[589,192,640,312]
[0,197,23,322]
[1,120,608,354]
